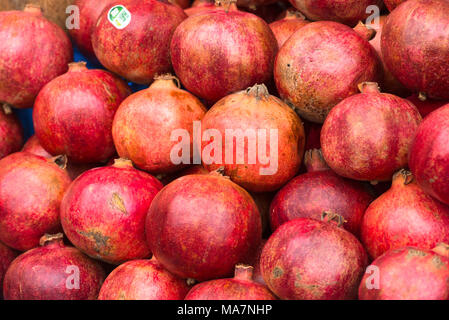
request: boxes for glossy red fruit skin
[0,241,16,298]
[406,94,447,118]
[185,265,276,300]
[0,5,72,109]
[98,258,189,300]
[0,152,71,251]
[261,218,368,300]
[409,104,449,206]
[321,83,422,182]
[92,0,186,84]
[361,170,449,259]
[274,21,381,123]
[112,76,206,174]
[33,62,131,164]
[359,245,449,300]
[268,9,309,48]
[170,3,278,104]
[3,234,105,300]
[0,105,23,159]
[146,174,262,281]
[270,149,374,236]
[381,0,449,100]
[384,0,408,11]
[61,159,163,264]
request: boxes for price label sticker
[107,5,131,30]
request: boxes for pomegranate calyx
[432,243,449,258]
[321,211,346,227]
[1,103,12,115]
[393,169,414,185]
[113,158,134,169]
[304,149,330,172]
[49,155,68,170]
[68,61,88,72]
[234,264,254,281]
[358,82,381,94]
[353,21,376,41]
[153,74,181,88]
[246,84,269,100]
[39,233,64,247]
[24,4,43,15]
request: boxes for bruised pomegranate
[98,258,190,300]
[3,233,105,300]
[0,4,72,109]
[185,265,276,300]
[409,104,449,206]
[0,152,71,251]
[0,241,16,298]
[33,62,131,164]
[146,173,262,281]
[321,82,422,182]
[275,21,381,123]
[92,0,186,84]
[384,0,408,11]
[268,9,309,48]
[261,215,367,300]
[381,0,449,100]
[359,244,449,300]
[361,170,449,259]
[270,149,374,236]
[170,1,278,104]
[201,84,305,192]
[407,94,447,118]
[0,104,23,159]
[61,159,163,264]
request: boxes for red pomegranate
[409,104,449,206]
[381,0,449,100]
[201,84,305,192]
[384,0,408,11]
[0,241,16,298]
[21,135,52,158]
[112,75,206,174]
[98,258,190,300]
[185,0,220,16]
[359,244,449,300]
[146,173,262,281]
[170,1,278,104]
[261,215,368,300]
[407,94,447,118]
[268,9,309,48]
[275,21,381,123]
[0,104,23,159]
[361,170,449,259]
[185,265,276,300]
[0,4,72,109]
[244,240,267,286]
[92,0,186,84]
[61,159,163,264]
[270,149,374,236]
[0,152,71,251]
[321,82,422,182]
[33,62,131,164]
[3,233,105,300]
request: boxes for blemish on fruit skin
[78,230,111,256]
[110,193,128,214]
[273,267,284,278]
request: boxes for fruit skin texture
[384,0,408,11]
[61,159,163,264]
[33,62,131,164]
[0,105,23,159]
[261,217,368,300]
[381,0,449,100]
[170,3,278,104]
[361,170,449,259]
[274,21,381,123]
[359,245,449,300]
[0,5,72,109]
[3,234,105,300]
[406,94,447,118]
[92,0,186,84]
[98,258,190,300]
[270,149,374,236]
[321,82,422,182]
[268,9,309,48]
[0,241,16,298]
[409,104,449,206]
[112,76,206,174]
[185,265,276,300]
[0,152,71,251]
[201,84,305,192]
[146,174,262,281]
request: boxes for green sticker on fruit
[107,5,131,30]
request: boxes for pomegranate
[98,258,190,300]
[409,104,449,206]
[92,0,186,84]
[33,62,131,164]
[384,0,408,11]
[146,173,262,281]
[261,215,367,300]
[244,240,267,286]
[0,152,71,251]
[268,9,309,48]
[359,244,449,300]
[3,233,105,300]
[407,94,447,118]
[185,265,276,300]
[201,84,305,192]
[170,1,278,104]
[61,159,163,264]
[381,0,449,100]
[274,21,381,123]
[0,241,16,298]
[185,1,220,15]
[112,75,207,174]
[0,104,23,159]
[0,4,72,109]
[270,149,374,236]
[21,135,51,158]
[242,2,287,24]
[321,82,422,182]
